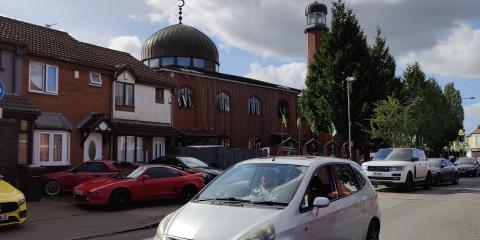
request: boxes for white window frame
[29,61,58,95]
[33,131,70,166]
[89,72,102,86]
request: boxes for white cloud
[108,35,142,59]
[245,62,307,89]
[144,0,307,60]
[399,23,480,79]
[464,102,480,134]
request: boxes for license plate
[0,214,8,221]
[73,189,83,195]
[373,172,384,176]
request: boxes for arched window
[217,92,230,112]
[178,87,193,108]
[248,136,261,149]
[248,97,261,116]
[277,100,288,118]
[218,135,231,147]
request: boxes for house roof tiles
[0,16,172,87]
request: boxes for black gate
[0,120,18,184]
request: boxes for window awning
[34,112,72,131]
[114,119,178,137]
[177,129,217,138]
[77,113,117,146]
[0,94,40,118]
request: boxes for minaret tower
[305,1,329,64]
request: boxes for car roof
[238,156,355,167]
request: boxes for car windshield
[195,163,307,207]
[373,149,412,162]
[114,166,143,179]
[178,157,209,168]
[454,158,474,165]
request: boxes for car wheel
[423,172,432,190]
[435,174,441,187]
[45,180,61,196]
[180,186,198,203]
[403,173,413,192]
[452,174,459,185]
[366,219,380,240]
[109,189,130,210]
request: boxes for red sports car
[73,164,205,209]
[43,161,133,196]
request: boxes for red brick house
[0,16,173,177]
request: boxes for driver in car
[250,172,275,201]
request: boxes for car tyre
[109,189,130,210]
[403,173,413,192]
[366,219,380,240]
[434,174,441,187]
[180,185,198,203]
[452,174,459,185]
[423,172,432,190]
[45,180,61,196]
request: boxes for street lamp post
[346,76,356,159]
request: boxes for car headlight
[361,165,368,171]
[238,222,275,240]
[18,196,26,205]
[155,212,175,240]
[390,166,404,171]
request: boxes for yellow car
[0,177,27,227]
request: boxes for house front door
[84,133,102,161]
[152,137,165,160]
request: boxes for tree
[300,1,370,138]
[369,97,416,147]
[443,83,464,140]
[361,27,402,132]
[400,63,458,152]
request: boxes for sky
[1,0,479,134]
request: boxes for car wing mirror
[138,175,150,181]
[412,157,419,162]
[312,197,330,217]
[440,164,446,168]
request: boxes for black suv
[150,156,222,183]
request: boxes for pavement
[0,195,180,240]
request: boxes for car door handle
[94,174,100,178]
[362,196,368,201]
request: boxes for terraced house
[0,16,174,182]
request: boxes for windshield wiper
[196,197,249,203]
[250,201,288,207]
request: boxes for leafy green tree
[300,1,370,138]
[443,83,464,140]
[369,97,416,147]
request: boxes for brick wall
[22,56,113,166]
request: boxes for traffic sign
[0,79,4,101]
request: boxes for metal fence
[176,147,268,169]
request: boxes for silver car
[154,156,380,240]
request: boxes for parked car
[361,148,432,191]
[43,161,134,196]
[153,156,380,240]
[150,156,222,184]
[453,157,480,177]
[73,164,205,209]
[0,175,27,227]
[428,158,459,186]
